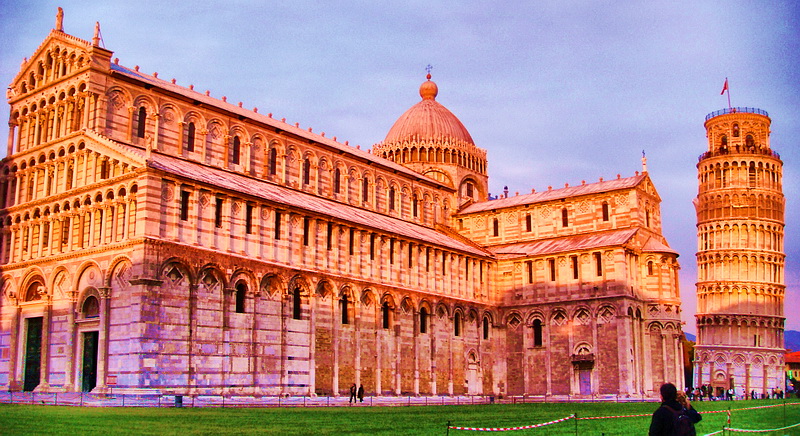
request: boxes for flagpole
[726,80,732,109]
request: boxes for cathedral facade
[693,108,786,397]
[0,12,684,397]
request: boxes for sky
[1,1,798,334]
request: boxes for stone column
[126,106,135,142]
[7,300,22,391]
[62,291,78,391]
[7,121,17,156]
[36,293,53,391]
[94,287,112,393]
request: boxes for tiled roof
[146,152,492,258]
[459,174,647,214]
[108,63,449,190]
[786,351,800,363]
[642,235,679,255]
[489,228,638,258]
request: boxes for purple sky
[2,1,798,334]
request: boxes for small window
[349,228,355,255]
[733,123,740,137]
[235,283,246,313]
[646,210,651,227]
[442,252,447,275]
[333,168,341,193]
[303,217,310,246]
[389,239,395,264]
[419,307,428,334]
[382,302,391,329]
[525,214,532,232]
[493,218,499,237]
[721,135,728,147]
[548,258,556,281]
[186,122,195,152]
[466,182,474,198]
[561,208,569,227]
[326,222,333,251]
[82,295,100,318]
[454,312,461,337]
[136,107,147,138]
[571,255,579,280]
[602,202,609,221]
[526,260,533,284]
[292,288,302,320]
[231,136,241,165]
[482,317,490,340]
[302,158,310,185]
[362,177,369,202]
[594,252,602,276]
[408,243,414,268]
[412,195,419,217]
[745,134,754,147]
[369,233,376,260]
[388,186,396,211]
[245,204,253,234]
[647,261,654,275]
[341,294,349,325]
[533,319,543,347]
[180,190,190,221]
[268,148,277,175]
[274,210,282,239]
[214,197,224,228]
[100,160,109,179]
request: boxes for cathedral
[0,10,684,397]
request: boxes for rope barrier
[448,415,575,432]
[722,422,800,433]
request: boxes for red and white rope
[448,415,574,431]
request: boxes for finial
[56,7,64,32]
[426,64,433,80]
[92,21,101,46]
[641,149,648,173]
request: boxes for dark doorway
[81,331,99,392]
[23,317,43,391]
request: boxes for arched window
[419,307,428,334]
[412,195,419,217]
[492,218,499,236]
[533,319,543,347]
[525,214,532,232]
[454,312,461,337]
[388,186,396,211]
[647,261,654,275]
[292,287,302,320]
[186,122,195,152]
[268,148,277,175]
[82,295,100,318]
[231,136,241,165]
[602,202,609,221]
[302,158,310,185]
[333,168,341,193]
[382,302,391,329]
[136,107,146,138]
[745,135,755,147]
[340,294,349,325]
[561,208,569,227]
[482,317,490,340]
[720,135,728,148]
[362,177,369,202]
[235,282,246,313]
[732,123,740,137]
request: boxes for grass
[0,399,798,435]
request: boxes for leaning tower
[693,107,786,398]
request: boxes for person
[649,382,702,436]
[357,384,364,403]
[349,383,357,404]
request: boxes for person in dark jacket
[357,384,364,402]
[649,383,702,436]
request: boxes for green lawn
[1,399,798,435]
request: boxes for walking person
[649,383,702,436]
[349,383,357,404]
[357,384,364,403]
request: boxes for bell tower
[692,107,786,397]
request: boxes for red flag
[720,78,729,95]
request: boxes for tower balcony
[705,107,769,121]
[698,146,781,163]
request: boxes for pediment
[636,175,662,202]
[81,129,147,168]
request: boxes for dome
[382,75,475,145]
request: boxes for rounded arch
[259,273,284,299]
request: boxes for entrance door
[466,363,480,395]
[578,370,592,395]
[23,317,43,391]
[81,331,99,392]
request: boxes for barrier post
[446,420,451,436]
[574,413,578,436]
